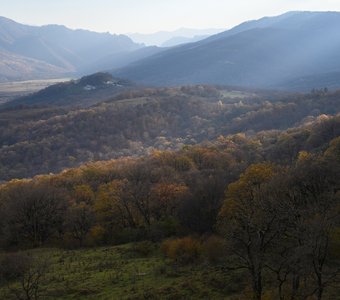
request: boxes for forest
[0,107,339,299]
[0,84,339,181]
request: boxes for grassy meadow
[0,242,246,300]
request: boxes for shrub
[161,237,202,264]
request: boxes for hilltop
[1,72,136,108]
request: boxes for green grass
[1,243,339,299]
[0,244,241,300]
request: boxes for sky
[1,0,340,34]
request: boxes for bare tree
[1,180,68,247]
[218,163,286,300]
[0,252,49,300]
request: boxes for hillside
[0,245,245,299]
[0,84,340,180]
[1,72,136,108]
[0,49,67,81]
[79,46,164,75]
[0,16,143,81]
[113,11,340,91]
[1,113,339,299]
[2,5,340,300]
[0,78,69,106]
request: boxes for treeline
[1,85,340,180]
[0,115,340,299]
[0,145,236,248]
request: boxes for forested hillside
[0,84,339,180]
[0,114,339,299]
[1,80,340,300]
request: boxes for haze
[2,0,340,34]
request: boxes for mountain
[0,16,142,81]
[277,71,340,91]
[127,28,224,46]
[79,46,164,74]
[161,35,210,47]
[0,49,66,82]
[114,12,340,91]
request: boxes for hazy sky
[1,0,340,34]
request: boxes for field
[0,243,245,300]
[2,242,339,300]
[0,78,70,104]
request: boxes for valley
[0,78,69,104]
[0,7,340,300]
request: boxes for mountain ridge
[0,16,143,81]
[113,11,340,91]
[127,28,224,46]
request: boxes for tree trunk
[252,271,262,300]
[317,278,323,300]
[290,275,300,300]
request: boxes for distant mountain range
[2,12,340,91]
[114,11,340,91]
[161,35,211,48]
[0,18,227,83]
[0,16,144,81]
[127,28,224,46]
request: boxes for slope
[113,11,340,91]
[0,16,143,81]
[1,72,136,108]
[0,84,340,180]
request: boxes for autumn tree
[95,179,137,241]
[150,183,189,221]
[65,201,95,246]
[218,163,284,300]
[180,170,227,233]
[72,184,95,204]
[281,154,340,300]
[124,162,154,227]
[1,180,68,247]
[262,150,340,300]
